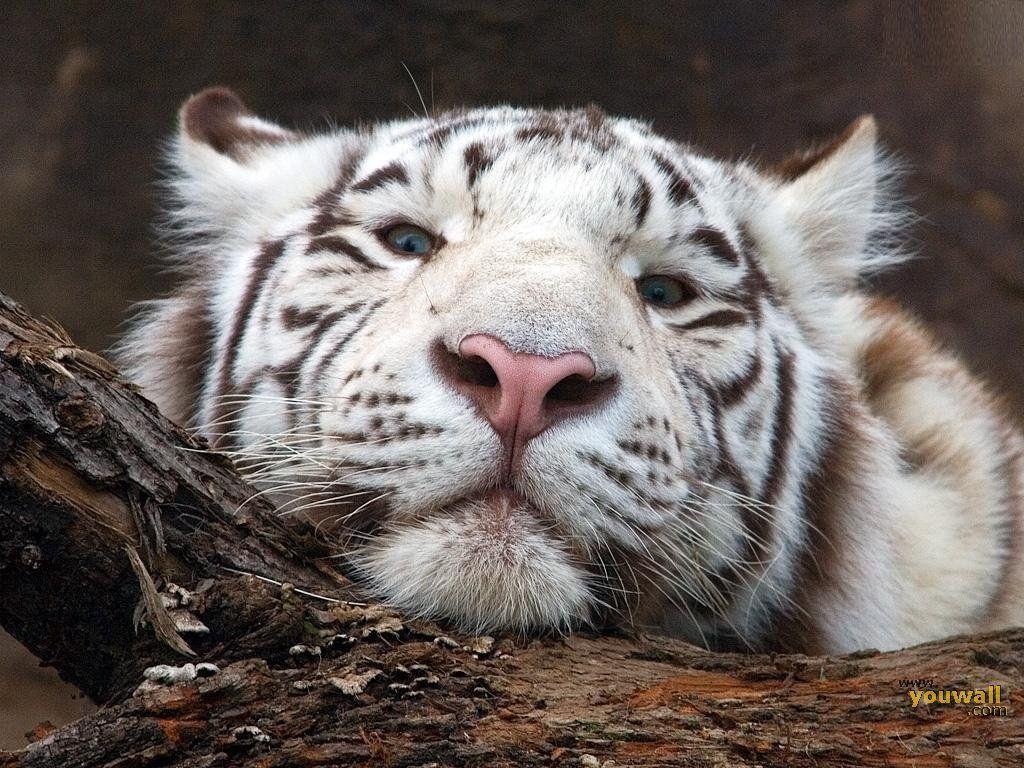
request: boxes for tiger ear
[168,87,302,239]
[774,115,892,287]
[178,87,296,162]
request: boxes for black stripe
[691,227,739,266]
[670,309,748,333]
[423,122,455,148]
[632,177,652,229]
[212,239,286,448]
[308,153,363,237]
[771,381,859,653]
[716,352,763,408]
[652,152,695,206]
[707,398,751,499]
[272,360,303,401]
[464,141,494,187]
[303,300,369,354]
[761,343,797,505]
[311,299,387,394]
[415,115,488,149]
[731,345,794,592]
[271,300,369,405]
[675,368,736,489]
[351,162,409,193]
[516,116,563,142]
[736,225,777,310]
[281,304,329,330]
[307,234,382,271]
[679,378,717,472]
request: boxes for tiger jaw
[300,412,708,634]
[352,490,596,634]
[306,415,725,637]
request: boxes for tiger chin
[118,87,1024,655]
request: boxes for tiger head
[122,88,900,648]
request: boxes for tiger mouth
[450,487,534,516]
[310,481,547,539]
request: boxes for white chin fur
[353,498,593,635]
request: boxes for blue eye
[383,224,435,256]
[637,275,693,307]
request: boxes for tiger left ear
[774,115,885,286]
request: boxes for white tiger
[119,87,1024,654]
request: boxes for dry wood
[0,291,1021,767]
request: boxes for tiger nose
[436,334,616,458]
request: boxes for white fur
[119,99,1024,653]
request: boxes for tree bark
[0,291,1021,767]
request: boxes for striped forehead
[341,109,727,239]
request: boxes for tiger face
[123,88,899,648]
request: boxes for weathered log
[0,291,1021,767]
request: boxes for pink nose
[435,334,616,467]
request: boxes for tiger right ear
[179,87,296,162]
[167,88,309,242]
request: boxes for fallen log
[0,291,1021,767]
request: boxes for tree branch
[1,292,1021,767]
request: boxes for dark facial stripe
[726,345,796,590]
[303,300,370,354]
[690,227,740,266]
[632,178,652,229]
[760,343,797,505]
[677,377,718,472]
[463,141,494,187]
[652,152,695,207]
[515,116,563,143]
[307,234,382,271]
[716,351,763,408]
[422,122,455,148]
[266,301,368,399]
[736,226,777,311]
[415,115,489,149]
[311,299,387,394]
[705,382,750,499]
[669,309,748,333]
[309,153,364,237]
[212,239,287,448]
[269,359,302,401]
[281,304,329,330]
[351,161,410,193]
[284,299,370,406]
[674,369,740,490]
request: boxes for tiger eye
[382,224,435,256]
[636,275,693,308]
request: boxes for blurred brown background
[1,0,1022,751]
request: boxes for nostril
[546,374,591,403]
[456,355,499,388]
[431,340,501,394]
[545,373,619,409]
